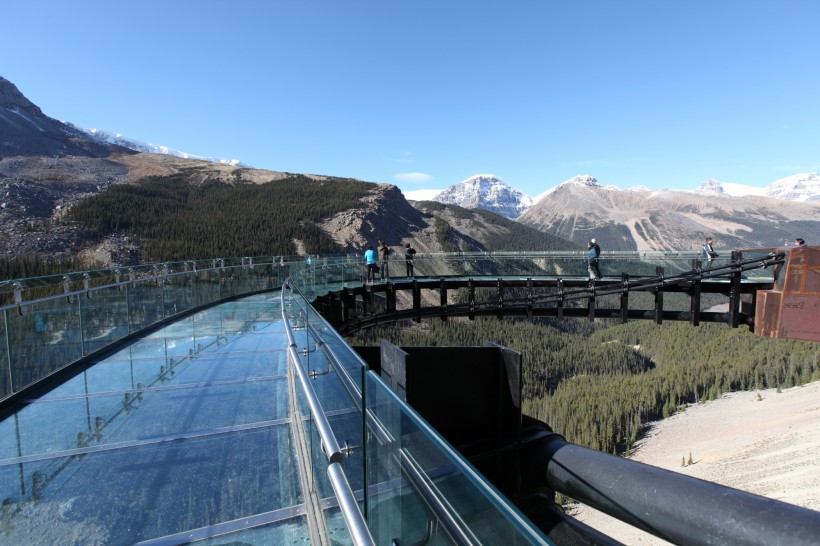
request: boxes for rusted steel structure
[755,246,820,342]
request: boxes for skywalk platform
[0,250,818,545]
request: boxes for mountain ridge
[1,74,817,268]
[518,178,820,251]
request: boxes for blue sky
[2,1,819,196]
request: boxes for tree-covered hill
[66,173,374,261]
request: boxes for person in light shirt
[364,245,377,283]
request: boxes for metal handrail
[540,435,820,546]
[280,281,375,546]
[285,280,367,407]
[284,278,550,544]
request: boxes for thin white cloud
[389,150,416,164]
[393,172,433,183]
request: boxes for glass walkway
[1,250,812,545]
[0,254,552,545]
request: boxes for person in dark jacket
[378,241,392,279]
[404,243,416,277]
[702,237,717,263]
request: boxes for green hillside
[66,173,373,261]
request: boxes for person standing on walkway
[378,240,392,280]
[364,245,377,283]
[587,240,601,280]
[404,243,416,277]
[702,237,717,263]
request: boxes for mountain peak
[434,174,533,220]
[0,76,44,115]
[566,174,599,187]
[695,179,725,194]
[765,173,820,203]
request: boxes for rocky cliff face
[317,183,439,253]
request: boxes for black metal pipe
[540,436,820,546]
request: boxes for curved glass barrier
[0,249,785,544]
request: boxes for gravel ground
[569,381,820,545]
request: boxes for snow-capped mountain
[694,179,726,194]
[426,173,820,218]
[434,174,533,220]
[81,127,249,167]
[533,174,601,204]
[764,173,820,203]
[519,174,820,251]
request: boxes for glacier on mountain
[764,173,820,203]
[81,127,248,167]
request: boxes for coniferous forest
[66,174,373,261]
[348,318,820,454]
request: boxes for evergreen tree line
[0,256,95,305]
[65,174,373,261]
[348,318,819,454]
[0,255,90,282]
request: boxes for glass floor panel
[0,425,300,545]
[0,294,312,545]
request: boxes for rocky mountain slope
[1,76,578,269]
[519,175,820,251]
[0,76,120,159]
[3,72,816,270]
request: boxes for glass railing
[0,250,781,403]
[0,257,301,401]
[0,249,790,545]
[282,279,551,545]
